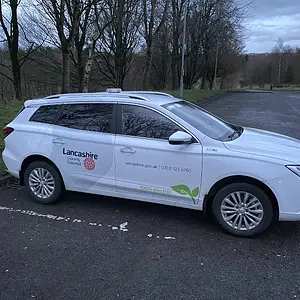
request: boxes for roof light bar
[106,88,122,93]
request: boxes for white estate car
[2,90,300,236]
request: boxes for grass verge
[0,101,23,177]
[250,87,300,92]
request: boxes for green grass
[167,89,225,103]
[250,87,300,92]
[0,101,23,176]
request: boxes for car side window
[121,105,182,140]
[30,105,61,124]
[56,103,114,133]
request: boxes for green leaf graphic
[171,184,191,196]
[191,187,199,198]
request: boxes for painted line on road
[0,205,125,232]
[0,205,175,240]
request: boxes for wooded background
[0,0,299,101]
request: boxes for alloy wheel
[28,167,55,199]
[220,191,264,231]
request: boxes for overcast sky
[245,0,300,53]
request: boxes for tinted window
[30,105,61,124]
[56,104,113,133]
[122,105,181,140]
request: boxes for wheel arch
[203,175,279,221]
[20,154,65,188]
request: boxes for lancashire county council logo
[84,157,96,170]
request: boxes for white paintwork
[3,91,300,224]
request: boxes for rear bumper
[2,150,20,179]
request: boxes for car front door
[48,102,116,193]
[115,104,203,206]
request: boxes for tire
[24,161,63,204]
[212,183,274,237]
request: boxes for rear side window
[30,105,61,124]
[56,103,114,133]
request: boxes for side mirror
[169,131,193,145]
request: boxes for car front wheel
[212,183,274,237]
[24,161,63,204]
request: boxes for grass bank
[0,89,224,177]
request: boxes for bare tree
[141,0,169,90]
[0,0,39,99]
[169,0,185,89]
[151,24,171,89]
[70,0,113,92]
[36,0,81,93]
[273,38,284,84]
[95,0,140,89]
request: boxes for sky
[245,0,300,53]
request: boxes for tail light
[3,127,14,138]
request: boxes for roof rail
[45,92,150,102]
[123,91,174,98]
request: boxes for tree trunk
[220,77,224,90]
[82,49,94,93]
[143,46,152,90]
[209,78,213,89]
[11,59,22,100]
[171,54,179,89]
[77,49,85,92]
[201,51,209,89]
[61,51,70,93]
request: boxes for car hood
[224,127,300,163]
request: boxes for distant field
[0,89,223,177]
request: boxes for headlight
[286,165,300,177]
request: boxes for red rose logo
[84,157,95,170]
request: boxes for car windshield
[163,101,242,141]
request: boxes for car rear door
[48,102,117,193]
[114,103,203,206]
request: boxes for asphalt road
[1,91,300,300]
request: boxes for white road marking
[0,205,176,240]
[0,205,115,229]
[119,222,128,232]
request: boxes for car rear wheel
[24,161,63,204]
[212,183,274,237]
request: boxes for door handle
[52,138,65,145]
[120,147,136,154]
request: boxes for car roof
[24,91,180,108]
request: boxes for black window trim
[116,103,200,143]
[53,102,117,134]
